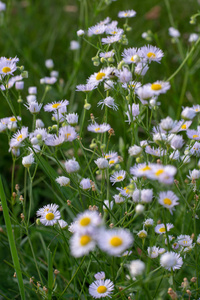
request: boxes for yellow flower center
[124,13,128,16]
[196,109,199,112]
[140,166,151,172]
[151,83,162,91]
[155,169,164,176]
[80,235,91,246]
[79,217,91,226]
[52,103,61,109]
[45,212,55,220]
[111,31,117,34]
[193,134,199,139]
[181,124,186,129]
[163,198,172,205]
[183,240,188,245]
[130,56,135,62]
[147,52,156,58]
[97,286,107,294]
[96,72,106,81]
[105,155,110,159]
[2,66,11,73]
[159,227,166,233]
[10,117,16,122]
[110,236,123,247]
[65,133,71,139]
[116,176,123,180]
[109,160,115,164]
[17,134,23,142]
[95,127,101,132]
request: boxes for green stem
[0,177,25,300]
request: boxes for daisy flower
[55,176,70,187]
[122,47,139,64]
[147,246,159,258]
[99,51,115,58]
[40,76,57,85]
[87,68,109,86]
[88,24,106,36]
[158,191,179,214]
[177,235,193,247]
[168,27,180,38]
[22,154,34,168]
[89,279,114,299]
[97,96,118,110]
[97,228,133,256]
[73,210,102,233]
[80,178,91,190]
[190,142,200,157]
[58,219,68,229]
[38,204,61,226]
[150,81,171,95]
[130,163,153,177]
[105,151,118,159]
[45,134,64,146]
[66,113,78,126]
[186,129,200,141]
[59,125,77,142]
[76,83,97,92]
[139,45,164,63]
[94,272,105,280]
[65,157,80,173]
[129,260,145,277]
[95,158,109,170]
[187,169,200,180]
[44,100,69,112]
[155,223,174,235]
[118,10,136,18]
[70,232,96,257]
[10,127,28,148]
[108,156,119,167]
[125,103,140,124]
[110,170,126,185]
[101,34,122,45]
[181,107,196,120]
[160,251,183,271]
[0,59,17,76]
[87,122,111,133]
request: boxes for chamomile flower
[97,228,133,256]
[139,45,164,63]
[108,156,119,167]
[97,96,118,110]
[118,10,136,18]
[39,205,61,226]
[87,122,111,133]
[70,232,96,257]
[10,127,28,148]
[89,279,114,299]
[44,100,69,112]
[155,223,174,235]
[110,170,126,185]
[105,151,118,159]
[158,191,179,214]
[160,251,183,271]
[73,210,102,233]
[130,163,153,177]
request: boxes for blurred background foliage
[1,0,200,298]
